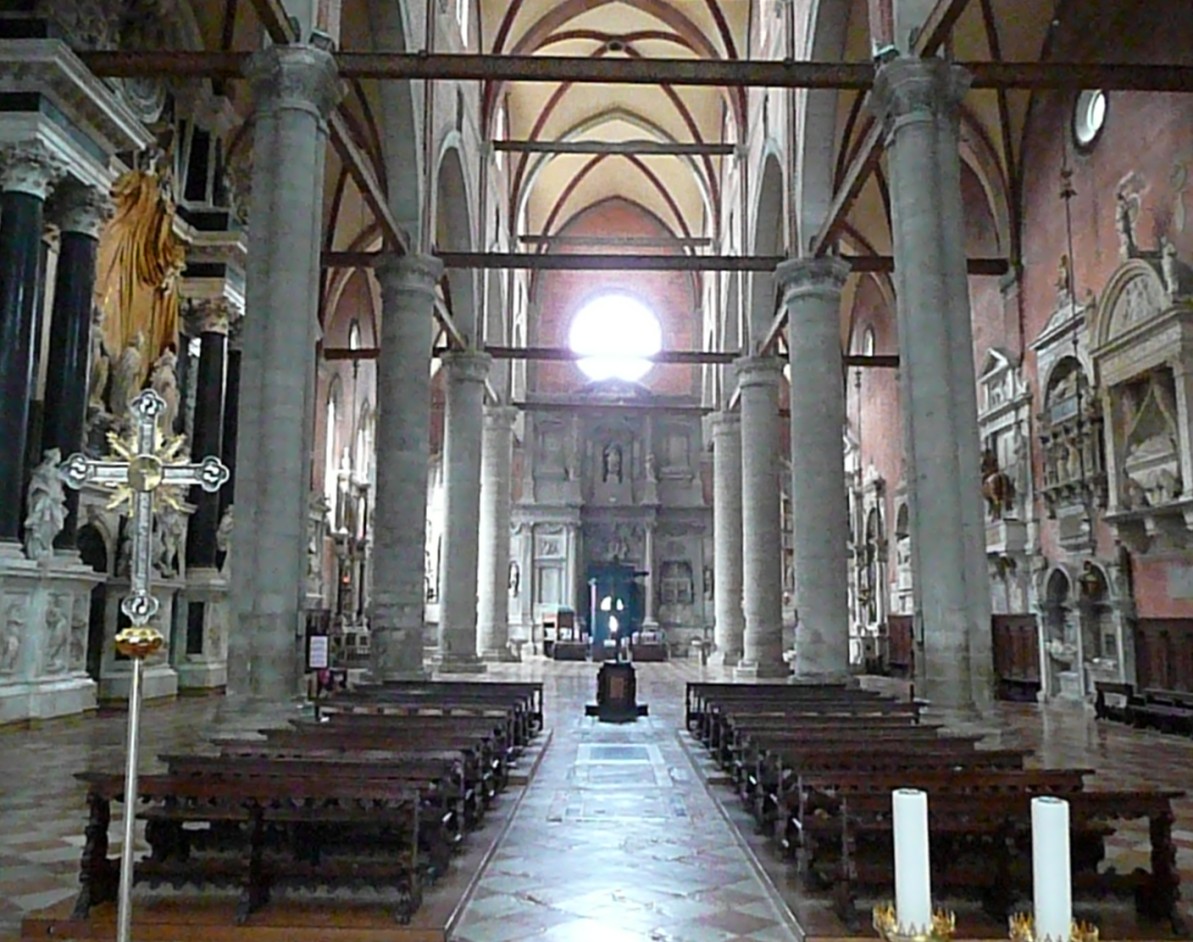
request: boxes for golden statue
[94,160,185,386]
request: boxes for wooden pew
[159,752,461,877]
[71,771,423,925]
[347,681,544,735]
[820,788,1185,930]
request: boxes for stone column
[219,335,241,524]
[184,300,230,569]
[42,182,109,550]
[229,45,340,699]
[777,257,852,681]
[0,144,61,549]
[872,57,993,709]
[642,521,658,628]
[476,404,517,661]
[711,411,745,666]
[370,254,443,680]
[437,350,491,673]
[735,356,789,678]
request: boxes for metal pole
[115,654,145,942]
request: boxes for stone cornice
[0,39,154,159]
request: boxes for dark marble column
[220,338,241,520]
[43,183,111,550]
[184,299,231,568]
[0,144,62,546]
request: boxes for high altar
[506,381,712,656]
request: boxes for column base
[0,673,97,726]
[372,668,431,683]
[176,658,228,691]
[709,648,742,667]
[479,647,521,663]
[99,662,178,704]
[434,653,488,674]
[734,660,791,680]
[791,669,852,685]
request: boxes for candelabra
[1009,913,1099,942]
[873,903,956,942]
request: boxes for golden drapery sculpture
[94,167,185,385]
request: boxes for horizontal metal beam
[495,139,736,156]
[515,400,711,416]
[325,345,900,369]
[323,250,1008,275]
[77,51,1193,93]
[518,234,712,249]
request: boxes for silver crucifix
[59,388,229,942]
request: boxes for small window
[1072,90,1107,151]
[862,326,876,357]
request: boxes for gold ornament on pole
[60,389,229,942]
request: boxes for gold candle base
[873,903,957,942]
[1009,914,1099,942]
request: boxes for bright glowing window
[569,293,662,382]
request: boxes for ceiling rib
[78,52,1193,92]
[496,140,735,156]
[322,251,1009,274]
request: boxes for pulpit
[585,660,648,723]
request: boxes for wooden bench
[1096,682,1193,735]
[779,767,1092,861]
[818,788,1185,930]
[71,771,423,925]
[159,752,461,878]
[347,681,544,734]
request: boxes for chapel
[1,0,1193,939]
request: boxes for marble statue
[508,559,520,597]
[149,345,180,434]
[602,443,623,483]
[87,305,111,414]
[1116,190,1138,260]
[154,501,185,577]
[110,330,146,420]
[23,448,67,561]
[216,504,233,569]
[45,595,70,674]
[644,452,658,483]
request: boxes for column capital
[776,256,851,305]
[483,404,519,430]
[442,350,492,383]
[184,297,235,335]
[0,142,66,199]
[246,44,342,123]
[870,56,971,140]
[376,253,444,299]
[46,181,112,237]
[734,355,783,389]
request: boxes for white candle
[1032,796,1072,942]
[892,788,932,931]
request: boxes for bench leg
[72,791,118,920]
[236,807,269,925]
[1139,809,1185,934]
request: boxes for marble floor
[2,661,1193,941]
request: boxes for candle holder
[873,903,956,942]
[1008,913,1099,942]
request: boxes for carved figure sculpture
[980,447,1015,521]
[1116,190,1138,260]
[0,600,22,674]
[216,505,233,569]
[154,502,185,577]
[95,166,185,362]
[110,330,146,420]
[87,305,111,414]
[148,345,180,434]
[602,443,623,483]
[24,449,67,560]
[45,596,70,674]
[70,602,88,670]
[508,560,520,597]
[644,452,658,483]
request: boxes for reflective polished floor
[2,660,1192,940]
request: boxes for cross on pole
[60,389,229,942]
